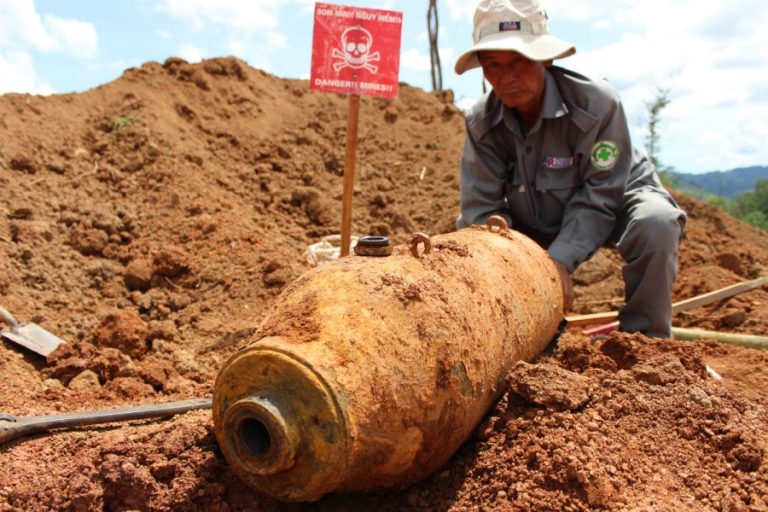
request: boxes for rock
[104,347,137,378]
[94,310,150,358]
[68,369,101,391]
[147,320,179,343]
[719,310,746,328]
[105,377,155,398]
[9,156,37,173]
[631,354,688,386]
[507,361,594,411]
[124,258,153,292]
[172,349,206,377]
[41,378,65,391]
[69,227,109,256]
[291,187,335,225]
[262,261,293,288]
[152,247,189,278]
[716,253,745,276]
[689,387,713,408]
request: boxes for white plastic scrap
[304,235,359,266]
[705,365,723,381]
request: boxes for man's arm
[547,92,632,273]
[456,119,511,229]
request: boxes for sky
[1,0,768,175]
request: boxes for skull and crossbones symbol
[332,26,381,74]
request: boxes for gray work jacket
[457,66,665,273]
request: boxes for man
[454,0,687,338]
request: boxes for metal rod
[0,397,212,445]
[671,327,768,349]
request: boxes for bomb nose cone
[221,397,297,475]
[213,342,350,501]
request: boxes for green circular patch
[590,140,620,171]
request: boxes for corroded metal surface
[213,223,563,501]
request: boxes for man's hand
[552,259,573,314]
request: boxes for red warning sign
[310,3,403,99]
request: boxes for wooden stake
[567,275,768,328]
[340,94,361,257]
[670,276,767,314]
[566,311,618,328]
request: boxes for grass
[112,115,137,132]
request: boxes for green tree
[726,179,768,231]
[731,190,758,218]
[644,87,672,173]
[742,211,768,230]
[707,195,730,210]
[753,179,768,215]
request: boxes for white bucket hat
[455,0,576,75]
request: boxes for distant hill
[673,166,768,199]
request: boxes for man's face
[478,51,549,114]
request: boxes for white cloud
[157,0,298,76]
[158,0,283,33]
[222,32,289,74]
[0,0,97,57]
[547,0,768,172]
[443,0,474,21]
[0,0,57,51]
[43,15,98,58]
[546,0,633,23]
[0,50,55,94]
[265,31,289,50]
[401,47,431,71]
[401,46,454,73]
[456,95,478,112]
[178,44,207,63]
[227,40,247,56]
[443,0,626,23]
[0,0,98,95]
[671,109,768,172]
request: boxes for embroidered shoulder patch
[590,140,620,172]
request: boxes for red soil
[1,57,766,511]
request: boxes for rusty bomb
[212,217,564,501]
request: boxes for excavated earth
[1,57,767,511]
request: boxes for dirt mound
[1,57,767,511]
